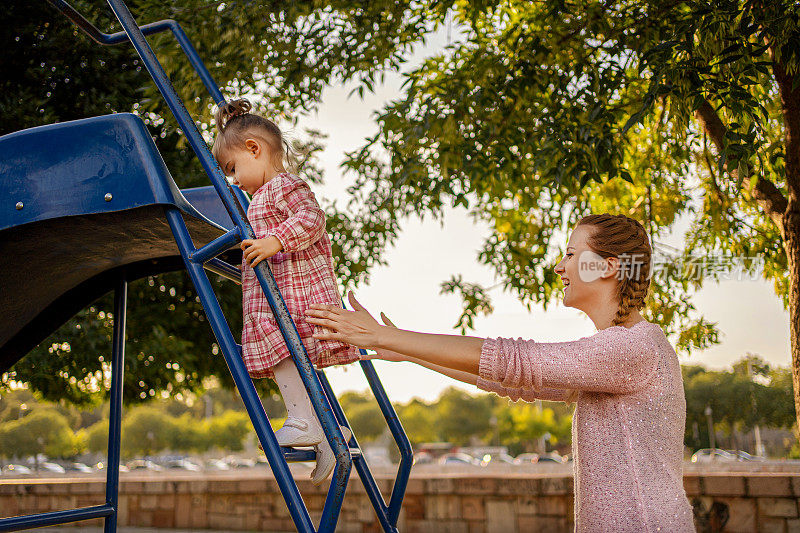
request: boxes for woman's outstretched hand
[305,292,383,349]
[363,313,406,362]
[309,293,484,375]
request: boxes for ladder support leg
[316,370,399,533]
[359,359,413,524]
[104,276,126,533]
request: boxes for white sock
[272,358,319,427]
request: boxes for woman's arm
[307,292,659,396]
[369,348,574,402]
[364,347,480,386]
[360,313,480,385]
[305,293,483,375]
[361,313,575,403]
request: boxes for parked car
[64,462,95,473]
[480,452,518,467]
[96,462,130,473]
[537,452,567,464]
[2,464,32,476]
[204,459,230,471]
[438,453,480,466]
[515,453,540,465]
[39,462,66,474]
[690,448,738,463]
[164,458,202,471]
[412,452,434,465]
[126,459,163,471]
[729,450,767,462]
[223,456,256,469]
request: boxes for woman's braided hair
[576,214,652,327]
[211,98,296,171]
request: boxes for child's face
[219,139,270,195]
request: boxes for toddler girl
[212,98,359,484]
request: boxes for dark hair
[576,214,652,326]
[211,98,295,171]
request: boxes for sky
[280,24,791,404]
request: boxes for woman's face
[553,225,613,311]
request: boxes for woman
[305,214,695,532]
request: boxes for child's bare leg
[271,357,352,484]
[272,357,324,447]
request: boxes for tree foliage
[82,404,251,458]
[392,386,574,451]
[1,364,795,461]
[496,402,573,456]
[338,391,387,441]
[333,0,800,426]
[0,409,83,460]
[684,354,796,449]
[4,1,800,419]
[0,0,447,403]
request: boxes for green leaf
[715,54,744,66]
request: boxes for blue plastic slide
[0,113,238,371]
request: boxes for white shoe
[273,417,324,447]
[311,426,352,485]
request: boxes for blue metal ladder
[0,1,412,531]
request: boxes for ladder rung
[282,446,362,462]
[190,227,240,264]
[203,257,241,283]
[0,504,115,531]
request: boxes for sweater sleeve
[267,175,326,253]
[478,330,658,395]
[476,375,576,403]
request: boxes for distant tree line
[0,354,795,462]
[683,354,796,453]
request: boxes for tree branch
[772,59,800,203]
[694,100,788,228]
[700,134,771,239]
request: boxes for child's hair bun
[214,98,252,133]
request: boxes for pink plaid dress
[240,172,360,379]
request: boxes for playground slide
[0,113,241,372]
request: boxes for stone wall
[1,472,799,532]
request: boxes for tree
[202,410,250,452]
[0,388,37,422]
[85,419,110,455]
[683,356,795,450]
[432,387,497,446]
[77,406,249,457]
[335,1,800,428]
[495,402,573,456]
[338,391,386,442]
[394,398,438,445]
[121,405,177,457]
[6,0,800,427]
[1,0,444,404]
[0,409,82,461]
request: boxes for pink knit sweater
[477,320,695,532]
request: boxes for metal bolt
[104,193,113,202]
[15,202,23,210]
